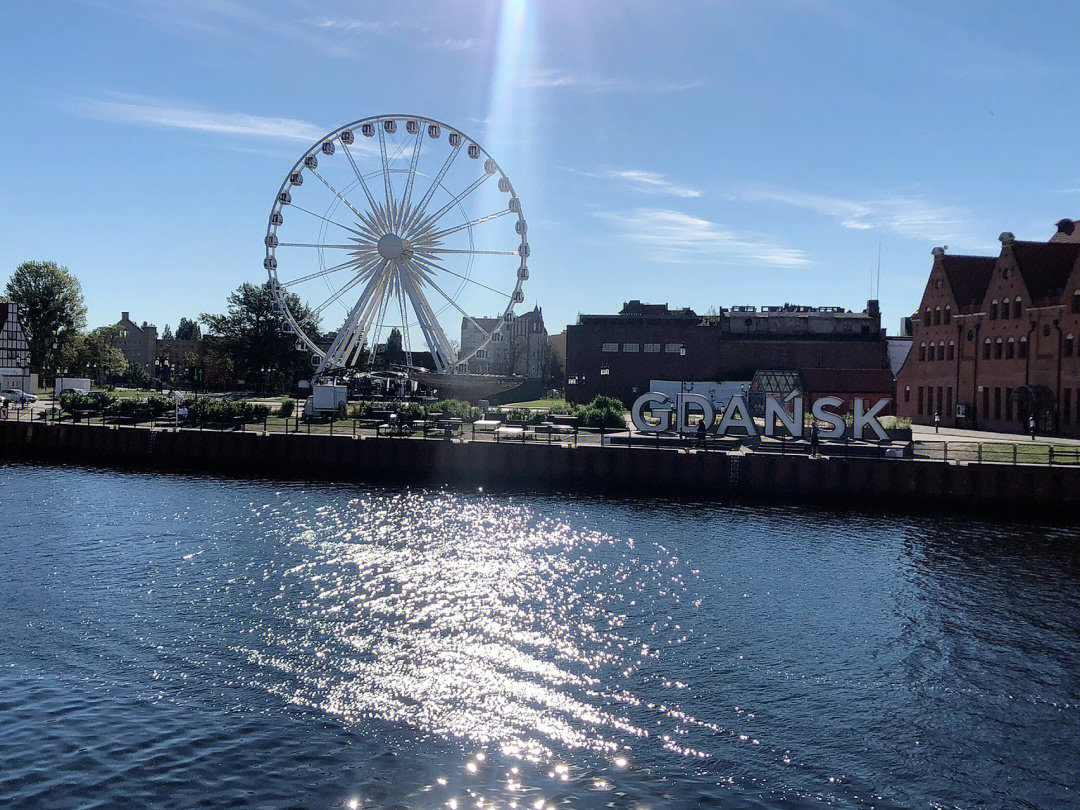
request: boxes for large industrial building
[896,218,1080,435]
[565,298,894,408]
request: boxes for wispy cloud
[311,17,405,35]
[426,37,477,51]
[73,93,327,142]
[567,167,702,198]
[600,208,810,267]
[523,69,703,94]
[739,185,993,247]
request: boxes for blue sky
[1,0,1077,339]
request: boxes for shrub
[430,399,481,422]
[60,390,114,415]
[278,399,295,418]
[574,395,626,429]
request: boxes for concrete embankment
[1,420,1077,518]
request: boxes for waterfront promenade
[3,416,1079,517]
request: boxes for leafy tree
[544,351,564,389]
[200,282,320,392]
[4,260,87,375]
[58,326,127,380]
[161,324,174,340]
[176,317,201,341]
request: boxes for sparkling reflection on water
[1,464,1079,809]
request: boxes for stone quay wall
[2,420,1077,518]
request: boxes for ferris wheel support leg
[316,261,389,376]
[401,271,456,373]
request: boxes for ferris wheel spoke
[427,209,513,242]
[308,166,374,231]
[289,202,368,238]
[409,254,514,299]
[410,259,499,339]
[408,173,492,237]
[402,141,462,235]
[311,257,381,318]
[426,247,519,256]
[279,255,368,288]
[340,140,384,228]
[377,125,395,222]
[399,128,424,230]
[277,242,363,249]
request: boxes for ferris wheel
[264,114,529,378]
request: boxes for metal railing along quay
[5,405,1078,467]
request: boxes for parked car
[1,388,37,405]
[59,387,90,397]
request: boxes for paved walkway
[911,424,1080,445]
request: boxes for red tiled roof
[940,255,996,310]
[800,367,895,393]
[1010,240,1080,303]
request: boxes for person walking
[933,411,940,433]
[810,421,820,456]
[696,417,707,449]
[1029,414,1036,441]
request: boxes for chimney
[867,299,880,318]
[999,232,1015,245]
[1051,219,1079,243]
[121,311,129,321]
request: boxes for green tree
[161,324,174,340]
[200,282,320,392]
[59,326,127,381]
[4,260,87,376]
[176,317,201,341]
[383,327,405,367]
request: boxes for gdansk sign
[630,392,892,440]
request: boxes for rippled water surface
[2,464,1079,809]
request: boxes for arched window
[1066,334,1075,358]
[1013,299,1022,318]
[1001,298,1011,320]
[934,306,942,325]
[984,338,992,360]
[995,337,1003,359]
[1073,291,1080,314]
[937,342,945,361]
[919,342,926,361]
[924,307,931,323]
[1007,337,1015,359]
[944,306,952,324]
[990,299,998,319]
[904,385,911,402]
[947,340,955,361]
[1019,336,1028,359]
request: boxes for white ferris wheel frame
[263,114,529,378]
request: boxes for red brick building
[565,299,892,406]
[896,219,1080,435]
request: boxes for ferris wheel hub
[377,232,411,260]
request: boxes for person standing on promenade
[1029,414,1036,441]
[810,422,820,456]
[696,417,707,449]
[934,411,940,433]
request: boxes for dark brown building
[565,299,892,405]
[896,218,1080,435]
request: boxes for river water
[1,463,1078,809]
